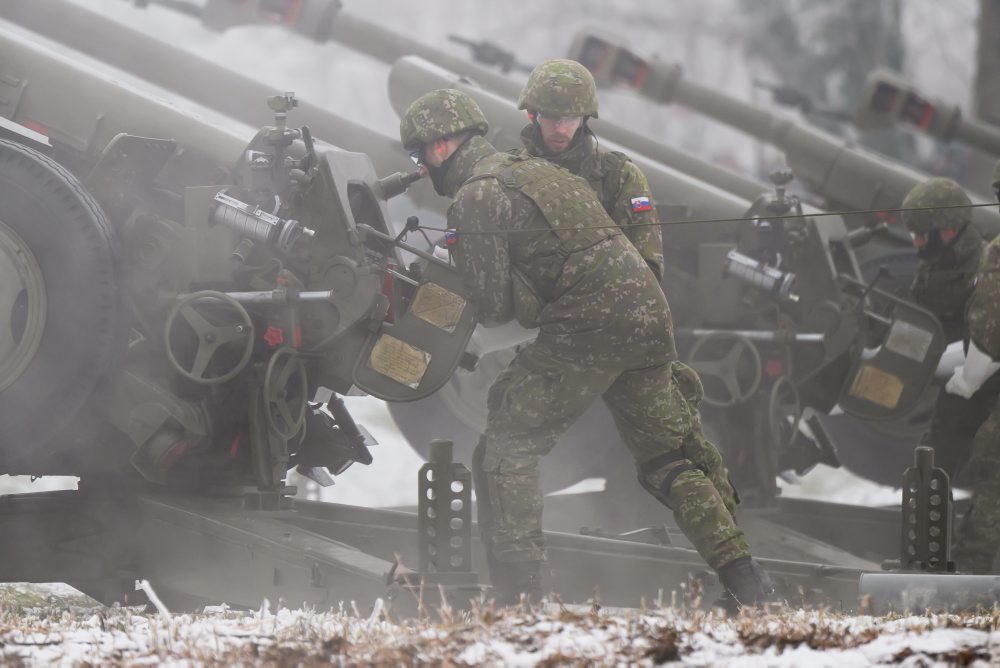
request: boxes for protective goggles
[535,111,584,129]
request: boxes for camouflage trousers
[478,339,749,571]
[953,392,1000,573]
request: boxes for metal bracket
[898,446,954,572]
[416,440,478,586]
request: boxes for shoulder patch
[630,195,652,212]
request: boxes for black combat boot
[491,560,543,607]
[716,556,776,613]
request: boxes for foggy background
[2,0,983,508]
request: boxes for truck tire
[0,139,124,462]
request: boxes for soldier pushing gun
[399,89,774,609]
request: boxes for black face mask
[425,148,460,196]
[917,229,958,264]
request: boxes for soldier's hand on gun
[945,341,1000,398]
[946,366,978,399]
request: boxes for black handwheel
[164,291,254,385]
[263,347,308,441]
[687,333,763,407]
[0,139,125,456]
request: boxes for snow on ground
[0,584,996,666]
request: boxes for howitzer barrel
[9,0,770,206]
[0,20,252,166]
[857,68,1000,159]
[193,0,522,97]
[388,56,754,222]
[328,9,768,203]
[569,31,1000,237]
[0,0,416,180]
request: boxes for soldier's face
[536,112,584,154]
[418,140,449,168]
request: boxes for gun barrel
[388,55,753,223]
[857,68,1000,160]
[0,0,413,177]
[569,32,1000,236]
[326,9,767,201]
[953,117,1000,158]
[0,20,252,166]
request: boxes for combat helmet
[399,89,489,150]
[518,59,599,118]
[901,177,972,234]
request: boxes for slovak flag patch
[630,196,652,212]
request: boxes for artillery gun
[0,15,894,613]
[1,0,955,516]
[0,0,771,496]
[0,20,471,490]
[0,1,993,614]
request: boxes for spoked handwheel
[263,346,308,441]
[767,376,802,451]
[164,291,254,384]
[686,332,763,407]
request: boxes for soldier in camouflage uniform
[516,59,664,282]
[902,178,994,480]
[947,163,1000,573]
[513,58,741,530]
[400,89,773,607]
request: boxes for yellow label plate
[369,334,431,389]
[410,282,465,333]
[848,364,903,409]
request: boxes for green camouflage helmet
[518,59,599,118]
[399,89,489,150]
[901,177,971,234]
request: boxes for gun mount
[856,68,1000,160]
[0,21,479,497]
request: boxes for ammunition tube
[723,250,799,303]
[212,192,313,251]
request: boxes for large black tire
[0,139,124,462]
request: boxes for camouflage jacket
[520,125,664,282]
[442,135,676,364]
[967,233,1000,359]
[910,227,985,342]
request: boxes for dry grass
[0,585,997,666]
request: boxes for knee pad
[638,448,706,509]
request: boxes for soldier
[901,178,995,480]
[516,58,663,282]
[516,58,742,538]
[946,163,1000,573]
[399,88,773,608]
